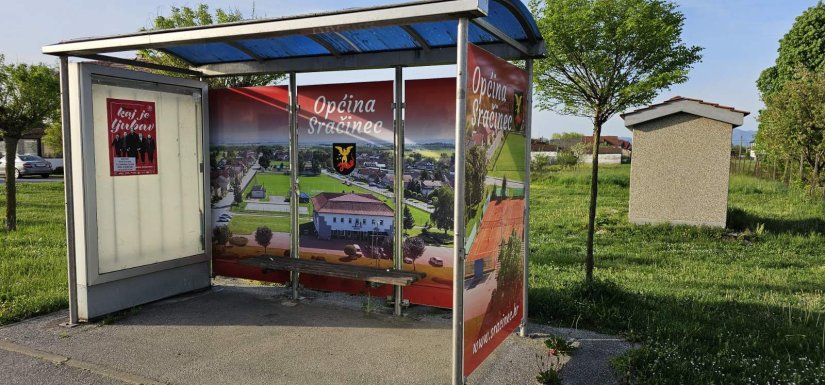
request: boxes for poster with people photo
[107,98,158,176]
[462,44,528,376]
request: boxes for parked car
[403,256,414,264]
[429,257,444,267]
[0,154,53,179]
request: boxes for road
[321,170,434,213]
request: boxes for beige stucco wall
[629,113,732,228]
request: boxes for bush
[228,236,248,246]
[556,150,579,167]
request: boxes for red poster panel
[107,98,158,176]
[463,44,529,376]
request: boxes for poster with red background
[463,44,528,376]
[107,98,158,176]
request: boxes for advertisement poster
[208,86,292,283]
[463,44,528,376]
[294,81,397,294]
[107,98,158,176]
[403,78,457,308]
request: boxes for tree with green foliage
[0,56,61,231]
[551,132,583,140]
[255,226,273,254]
[465,145,488,218]
[757,2,825,187]
[213,225,232,252]
[757,2,825,96]
[531,0,702,283]
[138,4,283,88]
[500,175,508,199]
[403,237,426,271]
[232,177,242,204]
[760,68,825,195]
[403,206,415,234]
[430,186,454,234]
[43,122,62,157]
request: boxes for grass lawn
[238,172,447,237]
[0,183,67,326]
[489,132,526,181]
[529,165,825,384]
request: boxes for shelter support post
[393,66,405,316]
[59,56,79,327]
[452,16,469,385]
[289,73,300,301]
[519,59,533,338]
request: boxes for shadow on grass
[727,207,825,235]
[529,278,825,383]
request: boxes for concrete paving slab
[0,282,633,385]
[0,348,126,385]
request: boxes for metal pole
[58,56,79,327]
[393,66,405,316]
[452,16,469,385]
[519,59,533,338]
[289,73,300,301]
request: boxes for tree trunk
[585,121,603,284]
[4,137,19,231]
[799,154,805,185]
[783,156,791,185]
[811,153,821,196]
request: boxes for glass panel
[296,81,396,277]
[208,86,292,275]
[402,78,456,306]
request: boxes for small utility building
[622,97,749,228]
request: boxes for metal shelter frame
[43,1,544,383]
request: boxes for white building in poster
[311,193,394,240]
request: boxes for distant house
[311,193,394,240]
[421,180,443,195]
[583,135,633,157]
[249,185,266,199]
[383,173,412,188]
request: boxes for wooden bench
[239,256,425,286]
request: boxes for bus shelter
[43,1,545,383]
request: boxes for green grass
[238,172,448,237]
[489,132,526,180]
[0,183,68,326]
[529,165,825,384]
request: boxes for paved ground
[0,282,633,385]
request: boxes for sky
[0,0,819,139]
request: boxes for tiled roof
[621,96,750,118]
[311,193,393,217]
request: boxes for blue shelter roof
[43,0,545,76]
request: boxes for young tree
[531,0,702,283]
[138,4,283,88]
[757,2,825,186]
[232,177,242,204]
[403,237,426,271]
[403,206,415,234]
[430,186,455,234]
[500,175,508,199]
[760,68,825,195]
[255,226,273,254]
[465,145,488,216]
[0,56,61,231]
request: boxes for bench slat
[239,256,426,286]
